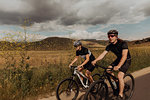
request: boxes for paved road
[131,73,150,100]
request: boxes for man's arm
[92,50,108,65]
[114,49,128,70]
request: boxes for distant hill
[82,38,150,47]
[26,37,74,50]
[0,37,74,51]
[81,40,105,48]
[0,37,149,51]
[128,37,150,46]
[81,39,109,46]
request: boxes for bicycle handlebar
[70,65,114,71]
[70,66,77,69]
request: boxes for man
[92,30,131,99]
[69,40,95,83]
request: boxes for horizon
[0,36,150,43]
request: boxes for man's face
[108,34,118,43]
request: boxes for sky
[0,0,150,41]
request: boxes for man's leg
[85,70,94,83]
[107,66,115,76]
[118,71,125,97]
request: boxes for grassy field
[0,46,150,100]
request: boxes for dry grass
[0,50,75,69]
[0,46,149,69]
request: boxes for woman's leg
[85,70,94,83]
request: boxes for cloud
[66,30,106,40]
[30,20,92,32]
[0,0,150,34]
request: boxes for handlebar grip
[70,66,77,69]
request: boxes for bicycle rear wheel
[56,78,79,100]
[123,73,135,100]
[84,80,108,100]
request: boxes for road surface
[131,73,150,100]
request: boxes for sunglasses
[108,35,116,38]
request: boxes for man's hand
[113,66,120,71]
[92,60,97,66]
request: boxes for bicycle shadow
[76,88,118,100]
[77,94,117,100]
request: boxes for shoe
[117,95,123,100]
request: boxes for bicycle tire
[123,73,135,100]
[56,78,79,100]
[84,80,108,100]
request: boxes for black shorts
[111,58,131,73]
[83,61,95,72]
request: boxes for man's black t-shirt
[76,46,95,61]
[105,39,131,60]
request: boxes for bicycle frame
[71,66,90,88]
[105,73,119,95]
[98,66,120,96]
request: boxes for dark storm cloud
[26,0,65,23]
[0,0,118,26]
[0,0,150,26]
[0,11,22,25]
[60,13,80,25]
[0,0,65,25]
[143,4,150,16]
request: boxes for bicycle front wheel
[123,73,135,100]
[84,80,108,100]
[56,78,79,100]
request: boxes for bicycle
[56,66,102,100]
[84,65,135,100]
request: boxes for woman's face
[76,45,81,51]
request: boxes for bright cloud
[67,30,106,40]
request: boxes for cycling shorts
[83,60,95,72]
[111,58,131,73]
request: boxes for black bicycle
[84,65,135,100]
[56,66,102,100]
